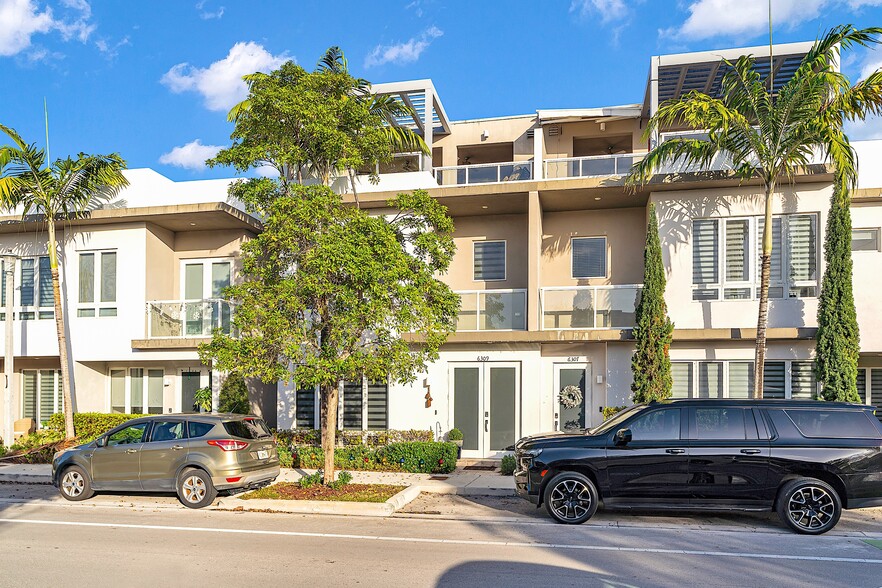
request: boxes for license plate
[257,450,269,459]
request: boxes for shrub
[46,413,148,442]
[276,444,293,468]
[447,428,463,441]
[292,442,457,474]
[299,470,323,488]
[500,455,516,476]
[602,406,628,421]
[274,428,433,448]
[219,372,251,413]
[10,429,63,452]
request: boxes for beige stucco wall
[543,118,645,160]
[171,229,251,295]
[145,225,176,302]
[435,116,536,167]
[446,214,528,290]
[851,201,882,353]
[540,207,646,287]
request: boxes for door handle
[485,419,489,433]
[665,448,686,454]
[740,448,761,455]
[125,448,138,454]
[172,445,184,451]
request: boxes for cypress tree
[631,203,674,403]
[815,178,861,402]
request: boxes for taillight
[207,439,249,451]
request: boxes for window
[695,407,747,440]
[763,361,786,399]
[671,363,693,399]
[572,237,607,279]
[691,214,818,301]
[727,362,754,399]
[295,386,316,428]
[790,362,817,400]
[785,409,880,439]
[188,421,214,438]
[697,362,723,398]
[18,256,54,320]
[182,259,233,335]
[223,418,272,439]
[295,378,389,431]
[78,251,117,317]
[149,421,186,442]
[110,368,164,414]
[629,408,681,441]
[852,228,880,251]
[671,360,811,399]
[763,360,816,400]
[106,423,148,446]
[343,379,363,430]
[21,370,62,425]
[473,241,506,281]
[367,380,389,430]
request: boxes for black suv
[514,400,882,534]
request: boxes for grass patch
[242,482,405,503]
[863,539,882,551]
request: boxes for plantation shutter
[791,362,817,400]
[79,253,95,303]
[22,371,37,419]
[1,260,6,307]
[698,362,723,398]
[100,252,117,303]
[295,386,316,428]
[39,370,55,423]
[757,218,784,297]
[367,380,389,430]
[671,363,693,399]
[725,219,749,281]
[572,237,607,278]
[20,259,35,306]
[787,215,817,283]
[871,370,882,406]
[856,369,867,404]
[342,379,363,430]
[110,369,126,413]
[728,362,754,399]
[38,257,53,307]
[473,241,506,281]
[130,368,144,413]
[147,370,164,414]
[763,362,786,399]
[57,371,63,413]
[692,220,718,300]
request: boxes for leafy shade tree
[200,183,458,484]
[212,47,427,202]
[218,372,250,414]
[626,25,882,397]
[631,203,674,403]
[0,125,127,439]
[815,178,861,402]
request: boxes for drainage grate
[429,476,449,481]
[463,465,496,471]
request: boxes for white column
[424,85,434,169]
[3,256,16,446]
[533,125,544,180]
[276,378,296,430]
[210,370,226,413]
[649,56,660,149]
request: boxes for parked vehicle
[514,400,882,534]
[52,414,280,508]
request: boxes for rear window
[188,421,215,438]
[223,418,272,440]
[784,409,881,439]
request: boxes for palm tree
[626,25,882,398]
[0,125,128,438]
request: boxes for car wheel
[176,468,217,509]
[59,465,95,501]
[776,477,842,535]
[543,472,599,525]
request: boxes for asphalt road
[1,483,881,587]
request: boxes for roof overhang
[371,79,452,137]
[538,104,642,125]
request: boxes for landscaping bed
[242,482,406,502]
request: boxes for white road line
[2,517,882,564]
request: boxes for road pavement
[1,483,881,587]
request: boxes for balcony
[540,285,642,330]
[456,290,527,331]
[146,299,236,339]
[434,161,533,187]
[544,153,644,180]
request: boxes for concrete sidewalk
[0,462,516,496]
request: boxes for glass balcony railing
[456,290,527,331]
[147,299,236,338]
[544,153,644,180]
[540,285,642,330]
[434,161,533,186]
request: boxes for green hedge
[293,442,457,474]
[275,429,434,448]
[47,412,148,442]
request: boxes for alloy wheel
[61,470,84,497]
[182,475,207,503]
[549,479,593,522]
[787,485,836,531]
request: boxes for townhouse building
[2,41,881,458]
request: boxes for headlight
[521,448,543,458]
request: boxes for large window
[851,228,880,252]
[110,368,164,414]
[78,251,117,317]
[18,256,54,320]
[473,241,506,281]
[672,360,813,399]
[21,370,62,426]
[294,378,389,431]
[572,237,607,279]
[855,368,882,406]
[692,214,818,301]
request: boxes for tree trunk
[753,184,775,399]
[47,219,75,439]
[347,168,361,208]
[320,380,339,485]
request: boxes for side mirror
[615,428,632,446]
[96,436,107,448]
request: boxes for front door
[139,419,189,491]
[554,363,591,431]
[451,362,520,458]
[90,421,149,490]
[181,370,205,413]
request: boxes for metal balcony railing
[146,299,236,339]
[434,161,533,186]
[540,285,643,330]
[544,153,644,179]
[455,290,527,331]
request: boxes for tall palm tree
[626,25,882,397]
[0,125,128,438]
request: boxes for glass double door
[451,362,520,458]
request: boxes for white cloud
[364,26,442,68]
[55,0,94,42]
[195,0,224,20]
[846,116,882,141]
[255,164,279,178]
[161,41,289,111]
[0,0,96,58]
[159,139,223,171]
[570,0,629,23]
[662,0,825,41]
[846,0,882,7]
[95,35,129,59]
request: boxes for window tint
[106,423,148,446]
[473,241,505,281]
[572,237,607,278]
[628,409,681,441]
[695,408,746,440]
[188,421,215,438]
[150,421,186,442]
[223,418,272,440]
[785,410,880,439]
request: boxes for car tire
[543,472,599,525]
[176,468,217,509]
[58,465,95,501]
[776,477,842,535]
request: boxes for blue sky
[4,0,882,181]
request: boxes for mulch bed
[242,482,405,503]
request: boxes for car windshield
[589,405,647,436]
[223,418,272,440]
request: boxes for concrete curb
[214,484,423,517]
[0,473,52,484]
